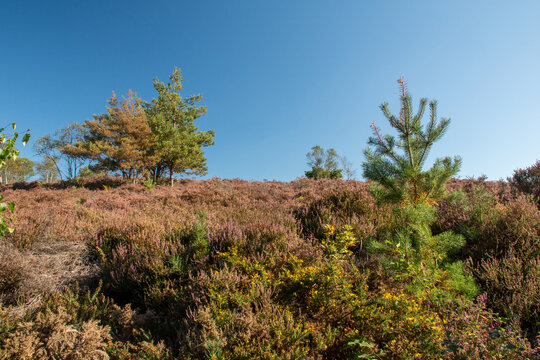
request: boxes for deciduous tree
[35,156,60,183]
[34,123,87,179]
[340,155,356,180]
[1,157,34,184]
[305,145,342,179]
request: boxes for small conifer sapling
[362,77,461,205]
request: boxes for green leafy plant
[347,337,383,359]
[0,123,30,235]
[143,177,156,190]
[305,145,343,179]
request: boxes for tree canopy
[1,157,34,184]
[60,68,215,185]
[35,157,59,183]
[66,90,156,182]
[362,78,461,205]
[34,123,87,180]
[145,68,215,185]
[305,145,343,179]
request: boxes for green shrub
[368,204,478,299]
[143,178,156,190]
[434,184,499,260]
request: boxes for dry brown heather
[0,178,368,303]
[0,176,511,308]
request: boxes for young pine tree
[362,78,461,205]
[145,68,215,186]
[363,79,476,298]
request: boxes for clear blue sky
[1,0,539,181]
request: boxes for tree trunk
[169,167,174,187]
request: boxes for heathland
[0,176,538,359]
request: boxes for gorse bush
[294,187,391,245]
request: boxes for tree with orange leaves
[66,90,156,182]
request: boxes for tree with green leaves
[144,68,215,186]
[0,123,30,234]
[362,78,461,205]
[305,145,342,180]
[35,156,60,183]
[34,122,87,180]
[77,166,104,178]
[1,157,34,184]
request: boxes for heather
[0,177,537,359]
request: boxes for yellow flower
[324,224,336,235]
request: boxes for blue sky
[1,0,539,181]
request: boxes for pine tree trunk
[170,167,174,187]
